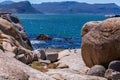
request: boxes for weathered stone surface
[47,69,107,80]
[2,41,13,52]
[14,47,34,64]
[57,49,89,74]
[0,53,54,80]
[81,18,120,68]
[37,34,52,40]
[0,13,55,80]
[0,14,34,63]
[87,65,106,77]
[0,16,32,50]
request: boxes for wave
[30,40,46,44]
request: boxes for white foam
[30,40,46,44]
[53,38,63,41]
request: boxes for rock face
[0,13,34,63]
[81,18,120,68]
[0,53,54,80]
[0,13,33,50]
[0,13,55,80]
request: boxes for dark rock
[81,18,120,68]
[46,52,58,62]
[108,60,120,72]
[57,63,69,69]
[37,34,52,40]
[38,50,46,60]
[105,69,120,80]
[14,48,34,64]
[87,65,106,77]
[106,15,120,18]
[63,38,72,41]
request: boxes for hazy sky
[1,0,120,6]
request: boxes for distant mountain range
[32,1,120,14]
[0,1,14,5]
[0,1,41,14]
[0,1,120,14]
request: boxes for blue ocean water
[16,14,106,49]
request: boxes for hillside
[33,1,120,14]
[0,1,41,14]
[0,1,14,5]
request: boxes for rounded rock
[87,65,106,77]
[81,18,120,68]
[108,60,120,72]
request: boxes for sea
[16,14,106,50]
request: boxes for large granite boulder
[0,13,34,63]
[0,13,33,50]
[81,18,120,68]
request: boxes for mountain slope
[0,1,14,5]
[0,1,41,14]
[33,1,120,14]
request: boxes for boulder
[81,18,120,68]
[108,60,120,72]
[1,13,33,50]
[37,34,52,40]
[0,13,34,63]
[87,65,106,77]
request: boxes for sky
[0,0,120,6]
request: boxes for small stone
[87,65,106,77]
[105,69,120,80]
[46,52,58,62]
